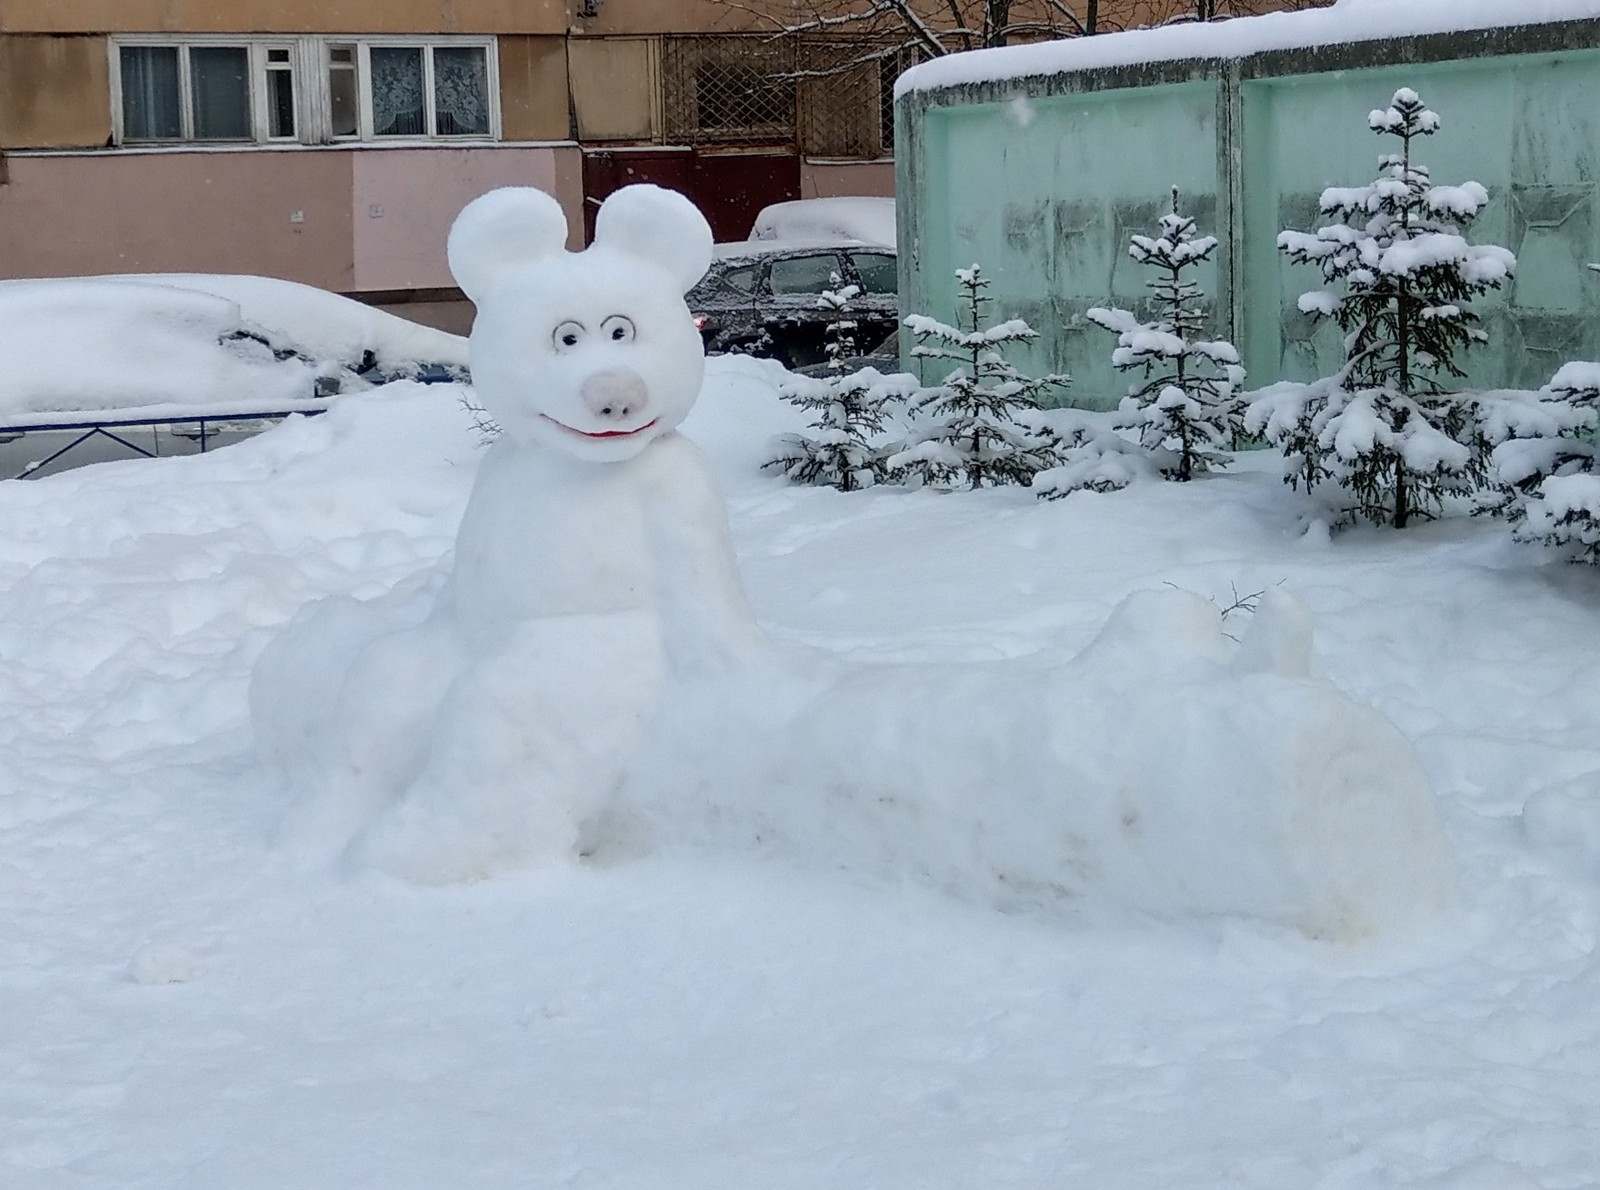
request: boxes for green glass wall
[898,22,1600,407]
[914,81,1222,408]
[1241,50,1600,391]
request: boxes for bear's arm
[635,432,771,675]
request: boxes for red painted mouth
[539,414,660,441]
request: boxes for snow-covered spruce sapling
[818,273,861,373]
[1253,88,1515,528]
[766,278,915,491]
[1516,360,1600,563]
[766,367,918,491]
[1087,187,1244,481]
[892,265,1067,490]
[1480,357,1600,562]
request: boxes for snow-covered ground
[5,354,1599,1187]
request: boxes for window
[849,252,897,295]
[119,44,251,141]
[768,254,843,297]
[327,46,359,137]
[113,36,497,146]
[336,42,492,140]
[720,266,758,295]
[265,48,296,140]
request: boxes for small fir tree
[766,280,914,491]
[1087,187,1245,481]
[1481,356,1600,562]
[818,274,861,372]
[1257,87,1515,528]
[891,265,1067,490]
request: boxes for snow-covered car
[749,196,896,249]
[687,242,898,369]
[0,275,468,478]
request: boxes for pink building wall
[0,145,583,293]
[0,148,358,289]
[350,145,582,291]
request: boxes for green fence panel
[899,20,1600,407]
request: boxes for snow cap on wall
[896,0,1600,99]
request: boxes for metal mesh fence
[662,34,906,159]
[662,35,798,145]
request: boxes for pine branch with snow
[1032,414,1159,498]
[891,265,1069,490]
[1258,88,1515,529]
[766,357,918,492]
[1087,187,1245,481]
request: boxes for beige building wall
[572,0,784,36]
[801,159,893,199]
[499,35,572,142]
[569,38,657,142]
[0,0,567,35]
[0,34,111,149]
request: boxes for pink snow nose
[580,367,649,422]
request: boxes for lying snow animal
[254,184,1455,940]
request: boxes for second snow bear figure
[255,184,1456,940]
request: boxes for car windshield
[767,253,842,297]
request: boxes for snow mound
[607,586,1456,941]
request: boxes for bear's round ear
[447,187,569,304]
[593,184,714,294]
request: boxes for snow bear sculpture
[254,184,1456,940]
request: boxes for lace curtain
[371,47,425,136]
[370,46,487,137]
[433,47,489,136]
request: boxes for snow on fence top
[896,0,1600,98]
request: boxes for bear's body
[254,183,1458,938]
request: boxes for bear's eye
[552,320,585,350]
[601,315,636,344]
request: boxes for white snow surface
[898,0,1600,96]
[5,357,1600,1183]
[750,197,897,249]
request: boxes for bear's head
[448,184,714,463]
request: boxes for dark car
[687,242,898,370]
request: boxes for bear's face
[448,185,714,463]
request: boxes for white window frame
[109,34,500,147]
[112,38,302,145]
[258,43,300,143]
[346,37,501,142]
